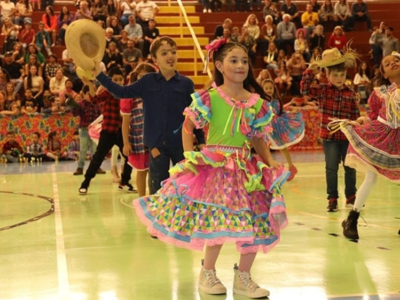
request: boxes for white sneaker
[207,8,212,12]
[203,8,207,12]
[233,264,270,298]
[198,261,226,295]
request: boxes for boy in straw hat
[300,47,361,212]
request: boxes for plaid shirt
[45,63,62,79]
[71,99,101,128]
[92,89,122,134]
[26,142,44,155]
[301,69,360,141]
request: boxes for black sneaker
[346,195,356,208]
[327,198,338,212]
[118,183,138,193]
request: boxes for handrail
[175,0,213,79]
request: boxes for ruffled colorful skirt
[266,112,305,149]
[341,118,400,182]
[133,145,289,254]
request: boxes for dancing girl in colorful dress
[129,39,289,298]
[340,52,400,239]
[262,79,305,180]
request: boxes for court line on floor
[51,167,71,300]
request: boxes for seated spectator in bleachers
[122,39,143,75]
[381,27,399,58]
[262,0,279,25]
[0,68,11,92]
[105,27,118,48]
[41,89,53,113]
[0,101,20,115]
[143,19,159,58]
[35,21,52,57]
[25,54,44,78]
[274,60,292,95]
[287,51,306,95]
[125,15,144,54]
[106,0,118,28]
[2,18,20,53]
[294,28,310,61]
[335,0,353,32]
[136,0,159,29]
[243,14,260,41]
[103,41,123,72]
[119,0,136,27]
[263,42,279,75]
[235,0,251,13]
[353,61,371,104]
[25,44,46,65]
[117,29,129,51]
[320,0,337,28]
[210,0,222,12]
[74,0,92,20]
[49,68,68,96]
[21,89,39,114]
[1,131,23,163]
[0,0,16,25]
[57,6,74,46]
[280,0,301,29]
[109,16,122,38]
[276,14,296,53]
[24,132,45,162]
[309,24,325,50]
[256,69,272,86]
[11,42,25,65]
[2,52,24,93]
[370,22,387,66]
[229,26,240,42]
[309,0,321,16]
[239,26,257,65]
[62,48,74,76]
[14,0,32,26]
[351,0,372,31]
[301,4,319,38]
[214,18,232,39]
[18,19,35,50]
[49,96,66,113]
[44,54,61,84]
[260,15,277,55]
[24,65,44,108]
[328,25,346,51]
[59,79,77,105]
[42,6,57,46]
[2,82,20,110]
[310,46,322,63]
[91,0,106,27]
[0,92,4,111]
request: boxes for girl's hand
[123,144,131,157]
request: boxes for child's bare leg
[238,251,256,272]
[280,148,293,167]
[204,244,223,269]
[136,170,148,197]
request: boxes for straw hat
[65,19,106,78]
[309,45,359,69]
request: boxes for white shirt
[136,0,157,20]
[0,1,15,18]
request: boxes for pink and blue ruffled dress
[266,99,305,149]
[133,84,289,254]
[341,83,400,182]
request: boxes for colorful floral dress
[266,99,305,149]
[341,83,400,182]
[133,84,289,254]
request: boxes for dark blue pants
[322,140,357,200]
[149,146,184,194]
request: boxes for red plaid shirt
[92,89,122,134]
[301,69,360,141]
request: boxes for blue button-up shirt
[96,71,204,149]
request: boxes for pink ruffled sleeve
[120,98,134,116]
[184,89,212,129]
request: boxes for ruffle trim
[169,149,289,193]
[185,90,212,128]
[268,129,305,150]
[211,82,260,107]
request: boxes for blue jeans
[149,146,184,194]
[78,128,97,169]
[323,140,356,200]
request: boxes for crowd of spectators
[0,0,159,116]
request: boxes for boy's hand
[91,60,102,77]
